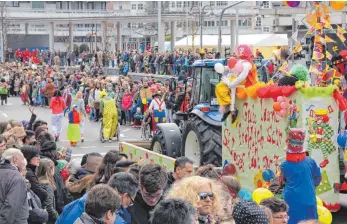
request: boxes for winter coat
[42,82,55,98]
[40,182,58,224]
[73,213,97,224]
[57,193,131,224]
[27,187,49,224]
[26,164,48,203]
[129,192,160,224]
[0,160,29,224]
[67,174,93,200]
[121,93,133,111]
[54,166,74,214]
[49,96,66,114]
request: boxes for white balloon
[214,63,225,74]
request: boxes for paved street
[0,96,143,160]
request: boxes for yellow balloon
[317,205,333,224]
[252,188,274,204]
[330,1,345,11]
[316,196,323,207]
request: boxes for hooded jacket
[49,96,66,114]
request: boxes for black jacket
[40,183,58,224]
[164,172,175,193]
[26,164,48,203]
[0,161,29,224]
[129,192,161,224]
[54,166,74,214]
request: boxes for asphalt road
[0,96,142,160]
[1,96,347,223]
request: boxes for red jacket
[49,97,66,114]
[122,93,133,111]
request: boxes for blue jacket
[56,193,131,224]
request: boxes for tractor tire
[182,115,222,166]
[150,123,182,158]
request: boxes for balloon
[252,188,274,204]
[273,102,282,112]
[286,1,300,7]
[330,1,345,10]
[317,205,333,224]
[262,169,275,182]
[280,102,288,109]
[337,130,347,148]
[223,163,237,175]
[239,188,252,201]
[316,196,323,207]
[228,58,237,69]
[214,63,225,74]
[277,96,284,102]
[234,61,244,74]
[278,109,287,117]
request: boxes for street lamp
[218,1,244,53]
[190,4,214,50]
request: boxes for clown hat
[286,128,306,153]
[314,109,328,116]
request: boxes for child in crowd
[0,78,8,105]
[133,107,143,128]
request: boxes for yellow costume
[101,96,118,140]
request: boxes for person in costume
[140,78,152,112]
[49,90,66,141]
[71,91,86,142]
[308,109,336,168]
[280,128,321,224]
[215,45,258,122]
[100,90,118,143]
[67,105,82,147]
[149,91,166,133]
[278,64,309,86]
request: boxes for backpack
[0,84,7,95]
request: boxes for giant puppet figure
[215,44,258,122]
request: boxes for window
[216,1,227,6]
[138,23,143,28]
[183,1,188,8]
[204,21,208,26]
[132,4,136,10]
[119,5,122,10]
[87,2,94,10]
[138,4,143,10]
[262,1,270,9]
[263,26,270,33]
[171,1,175,7]
[127,23,131,28]
[210,1,215,6]
[176,1,182,7]
[101,2,106,10]
[207,21,215,26]
[12,1,19,7]
[77,1,83,10]
[238,18,252,27]
[56,1,62,9]
[255,17,261,27]
[32,1,45,9]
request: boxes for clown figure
[215,45,258,122]
[308,109,336,168]
[149,91,166,133]
[100,90,118,143]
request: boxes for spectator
[0,135,7,157]
[0,148,29,224]
[130,164,167,224]
[167,176,223,224]
[166,156,193,191]
[232,199,269,224]
[150,198,197,224]
[21,145,48,203]
[36,158,59,224]
[260,205,274,224]
[23,130,36,145]
[74,184,121,224]
[196,164,220,180]
[94,150,119,184]
[0,121,10,135]
[108,172,139,224]
[260,197,289,224]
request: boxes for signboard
[120,142,176,172]
[222,92,340,209]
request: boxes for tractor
[150,59,225,166]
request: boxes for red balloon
[256,86,271,98]
[223,163,237,175]
[228,58,237,69]
[269,87,282,97]
[333,90,347,111]
[287,1,300,7]
[282,86,297,97]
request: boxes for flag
[325,35,336,43]
[337,25,347,35]
[279,61,289,74]
[292,43,302,54]
[326,51,333,60]
[321,18,333,30]
[313,51,324,60]
[314,36,326,44]
[337,33,346,43]
[309,64,321,75]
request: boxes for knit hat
[232,199,268,224]
[286,128,306,153]
[56,159,68,170]
[21,120,29,130]
[25,130,35,138]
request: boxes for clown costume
[67,105,82,147]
